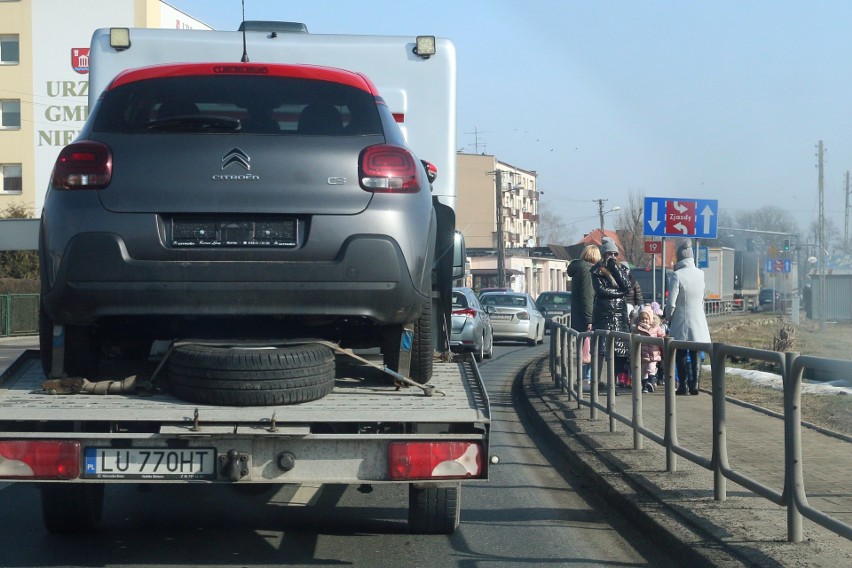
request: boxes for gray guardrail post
[711,342,727,502]
[663,336,676,472]
[784,350,803,543]
[631,333,643,450]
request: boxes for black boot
[688,352,700,395]
[675,350,688,395]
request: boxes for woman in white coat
[664,239,711,395]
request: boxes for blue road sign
[765,258,793,273]
[643,197,718,239]
[697,246,709,268]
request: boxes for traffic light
[783,238,790,251]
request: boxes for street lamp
[595,198,620,235]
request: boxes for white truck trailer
[0,22,488,536]
[703,246,735,313]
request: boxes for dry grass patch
[710,313,852,361]
[707,313,852,437]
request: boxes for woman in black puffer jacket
[591,238,632,364]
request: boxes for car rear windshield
[452,292,470,309]
[481,294,527,307]
[538,293,571,307]
[92,75,383,135]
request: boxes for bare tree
[614,191,647,267]
[537,209,578,246]
[716,210,741,248]
[736,206,798,233]
[712,206,802,257]
[806,217,843,258]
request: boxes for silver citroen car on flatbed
[40,62,439,382]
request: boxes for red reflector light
[52,141,112,190]
[452,308,477,319]
[388,441,482,480]
[359,144,422,193]
[0,440,81,479]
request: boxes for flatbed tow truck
[0,21,488,535]
[0,347,489,534]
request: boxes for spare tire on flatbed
[166,343,335,406]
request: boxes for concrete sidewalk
[523,357,852,567]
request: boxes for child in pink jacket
[633,306,666,393]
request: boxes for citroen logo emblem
[222,148,250,171]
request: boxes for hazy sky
[165,0,852,239]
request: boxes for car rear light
[388,441,483,480]
[517,312,530,320]
[452,308,477,319]
[52,141,112,190]
[421,159,438,184]
[359,144,422,193]
[213,64,270,75]
[0,440,80,479]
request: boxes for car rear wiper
[146,116,242,132]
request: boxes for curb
[518,356,749,567]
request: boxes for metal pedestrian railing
[0,294,39,337]
[548,314,852,544]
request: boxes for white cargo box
[87,26,457,207]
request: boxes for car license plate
[490,313,512,320]
[83,447,216,480]
[171,217,298,248]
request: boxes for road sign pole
[652,251,657,304]
[662,238,667,307]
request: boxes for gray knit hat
[676,238,693,261]
[601,237,619,255]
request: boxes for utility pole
[596,198,608,235]
[818,141,826,331]
[845,171,850,245]
[495,169,506,288]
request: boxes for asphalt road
[0,342,679,567]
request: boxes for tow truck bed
[0,350,488,535]
[0,351,489,425]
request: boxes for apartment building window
[1,164,22,194]
[0,35,20,64]
[0,100,21,128]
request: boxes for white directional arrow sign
[648,201,661,231]
[700,203,714,235]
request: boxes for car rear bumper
[42,232,428,326]
[449,318,478,352]
[490,322,534,340]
